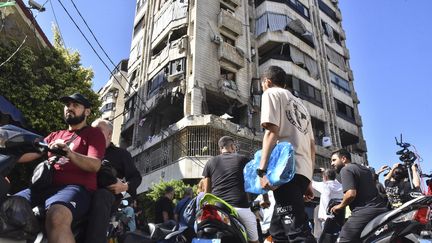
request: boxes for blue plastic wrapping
[243,142,296,194]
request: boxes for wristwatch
[256,168,267,178]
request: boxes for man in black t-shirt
[202,136,259,243]
[155,186,175,225]
[384,163,421,208]
[330,149,388,243]
[85,119,142,243]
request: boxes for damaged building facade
[120,0,367,192]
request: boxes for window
[124,95,136,121]
[221,34,235,46]
[311,117,325,146]
[220,68,237,91]
[133,15,145,37]
[170,58,185,75]
[321,20,341,45]
[329,71,350,95]
[335,99,355,122]
[286,75,322,106]
[258,43,291,65]
[318,0,340,23]
[147,68,168,97]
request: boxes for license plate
[192,238,221,243]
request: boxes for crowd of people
[8,65,425,243]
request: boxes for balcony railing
[134,126,261,175]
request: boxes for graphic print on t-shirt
[285,99,309,134]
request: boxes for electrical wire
[0,35,27,68]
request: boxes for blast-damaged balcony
[218,42,245,69]
[218,9,243,37]
[131,115,262,191]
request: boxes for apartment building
[121,0,367,192]
[97,59,129,146]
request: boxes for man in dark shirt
[85,119,142,243]
[155,186,175,225]
[384,163,420,208]
[330,149,388,243]
[202,136,259,243]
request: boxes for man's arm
[18,153,42,163]
[203,177,211,193]
[68,150,101,172]
[411,164,420,188]
[385,163,400,181]
[310,138,316,170]
[331,189,356,213]
[259,124,279,190]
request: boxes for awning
[0,95,25,125]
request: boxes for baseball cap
[60,93,92,108]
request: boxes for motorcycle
[193,193,248,243]
[320,135,432,243]
[0,124,87,242]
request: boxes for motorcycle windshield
[0,125,43,148]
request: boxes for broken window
[220,68,237,91]
[335,99,355,123]
[138,93,184,138]
[147,68,168,98]
[205,90,247,126]
[124,94,137,122]
[321,20,341,45]
[259,43,291,65]
[339,129,359,148]
[221,34,235,46]
[311,117,325,146]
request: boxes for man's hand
[107,179,128,195]
[331,204,344,214]
[304,182,314,202]
[49,140,72,157]
[260,176,277,191]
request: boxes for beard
[334,164,343,173]
[64,112,86,125]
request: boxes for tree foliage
[0,28,101,136]
[0,28,101,192]
[136,179,197,223]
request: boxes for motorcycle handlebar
[35,142,67,157]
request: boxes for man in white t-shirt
[258,65,316,243]
[312,169,343,228]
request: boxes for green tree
[0,29,101,136]
[136,179,197,223]
[0,29,101,192]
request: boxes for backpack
[182,193,204,228]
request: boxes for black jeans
[338,206,388,243]
[269,174,316,243]
[84,188,117,243]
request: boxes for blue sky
[31,1,431,184]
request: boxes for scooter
[193,193,248,243]
[0,124,86,242]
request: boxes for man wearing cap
[16,93,106,243]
